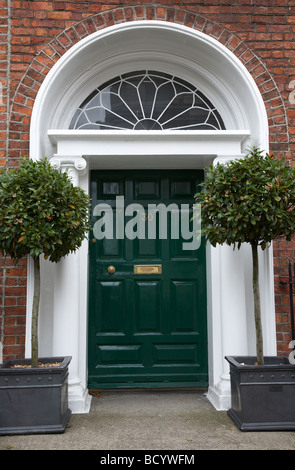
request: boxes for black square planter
[225,356,295,431]
[0,356,71,435]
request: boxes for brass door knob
[107,265,116,274]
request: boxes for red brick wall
[1,1,295,359]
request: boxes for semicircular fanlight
[69,70,225,131]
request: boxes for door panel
[88,170,208,388]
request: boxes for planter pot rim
[225,355,295,370]
[0,356,72,374]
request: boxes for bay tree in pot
[195,147,295,431]
[0,157,91,435]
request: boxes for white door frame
[27,21,275,413]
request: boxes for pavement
[0,389,295,451]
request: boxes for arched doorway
[29,21,274,412]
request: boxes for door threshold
[89,387,208,394]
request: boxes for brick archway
[9,5,287,164]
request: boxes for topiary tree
[0,158,91,367]
[195,147,295,365]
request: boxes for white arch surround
[27,21,275,413]
[30,21,269,158]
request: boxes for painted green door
[88,170,208,388]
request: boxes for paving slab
[1,390,295,451]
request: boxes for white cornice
[48,129,250,169]
[48,129,250,154]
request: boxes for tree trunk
[31,256,40,368]
[251,243,264,365]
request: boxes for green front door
[88,170,208,388]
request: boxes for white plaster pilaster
[207,154,247,410]
[207,153,276,410]
[49,155,91,413]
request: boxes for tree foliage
[0,158,91,263]
[195,148,295,251]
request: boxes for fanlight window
[69,71,225,131]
